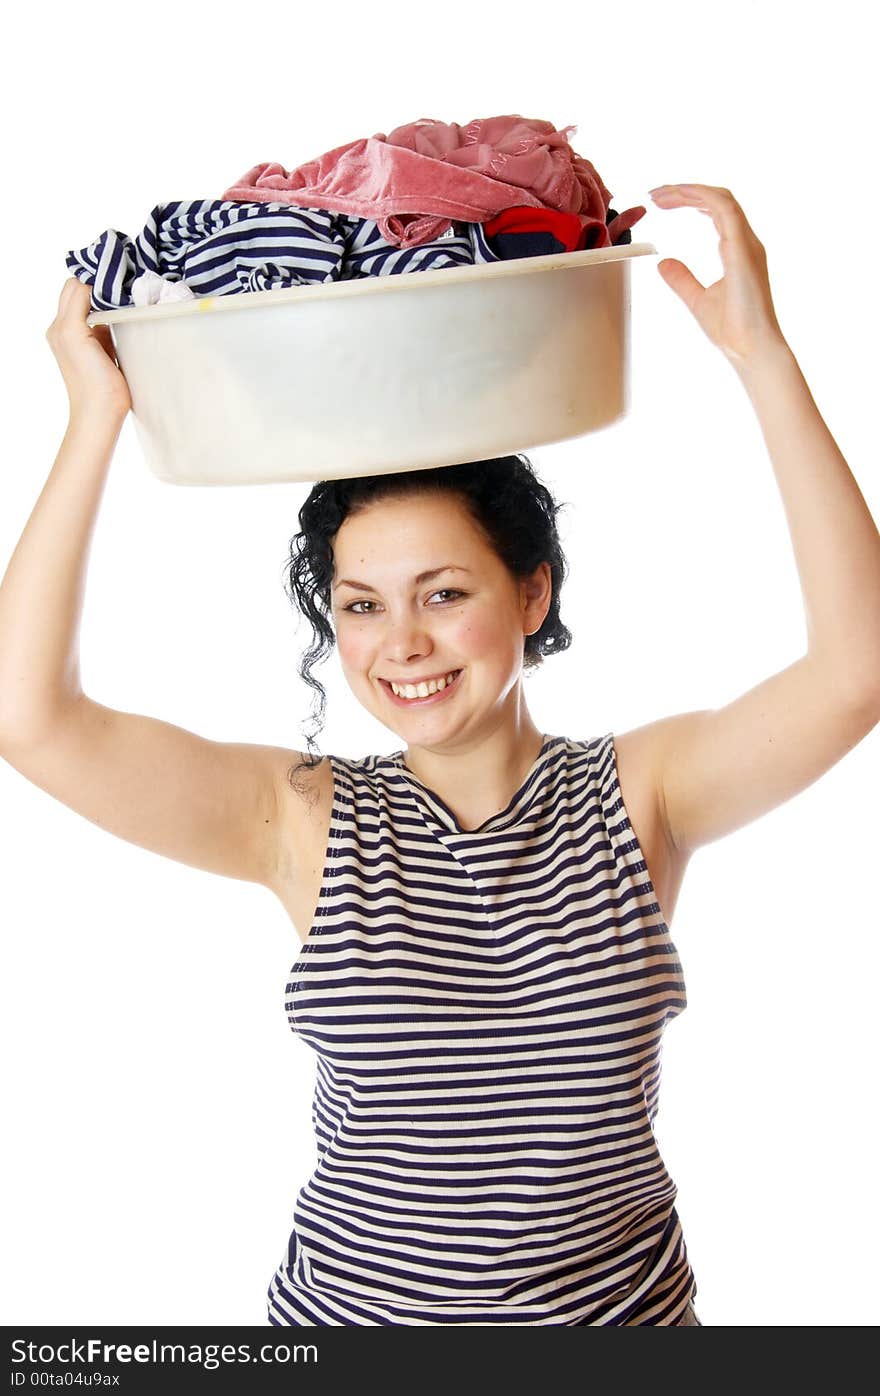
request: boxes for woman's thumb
[657,258,703,313]
[59,276,84,309]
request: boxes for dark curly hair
[281,453,572,785]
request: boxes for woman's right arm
[0,279,305,889]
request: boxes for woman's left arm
[641,183,880,856]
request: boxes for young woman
[2,184,879,1326]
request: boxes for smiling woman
[282,454,572,784]
[259,455,705,1326]
[6,164,878,1328]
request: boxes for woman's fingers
[648,182,783,362]
[46,277,131,416]
[649,184,761,245]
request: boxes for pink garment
[221,115,645,250]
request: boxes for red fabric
[482,206,586,253]
[482,204,648,252]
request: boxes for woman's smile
[379,667,464,707]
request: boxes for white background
[2,0,877,1327]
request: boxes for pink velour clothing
[221,114,646,250]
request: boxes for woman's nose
[381,613,433,658]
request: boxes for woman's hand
[648,183,787,367]
[46,278,132,419]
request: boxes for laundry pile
[65,115,646,312]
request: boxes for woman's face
[330,491,551,745]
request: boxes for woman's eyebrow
[333,565,472,592]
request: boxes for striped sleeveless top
[267,732,697,1326]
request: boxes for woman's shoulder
[284,746,405,798]
[555,731,617,770]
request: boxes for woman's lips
[379,669,463,707]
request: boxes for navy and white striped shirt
[65,199,502,312]
[267,732,697,1325]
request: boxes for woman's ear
[521,561,553,635]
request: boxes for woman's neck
[400,718,548,829]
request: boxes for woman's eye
[343,589,465,615]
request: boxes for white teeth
[390,670,459,699]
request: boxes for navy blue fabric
[64,199,503,312]
[483,207,632,260]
